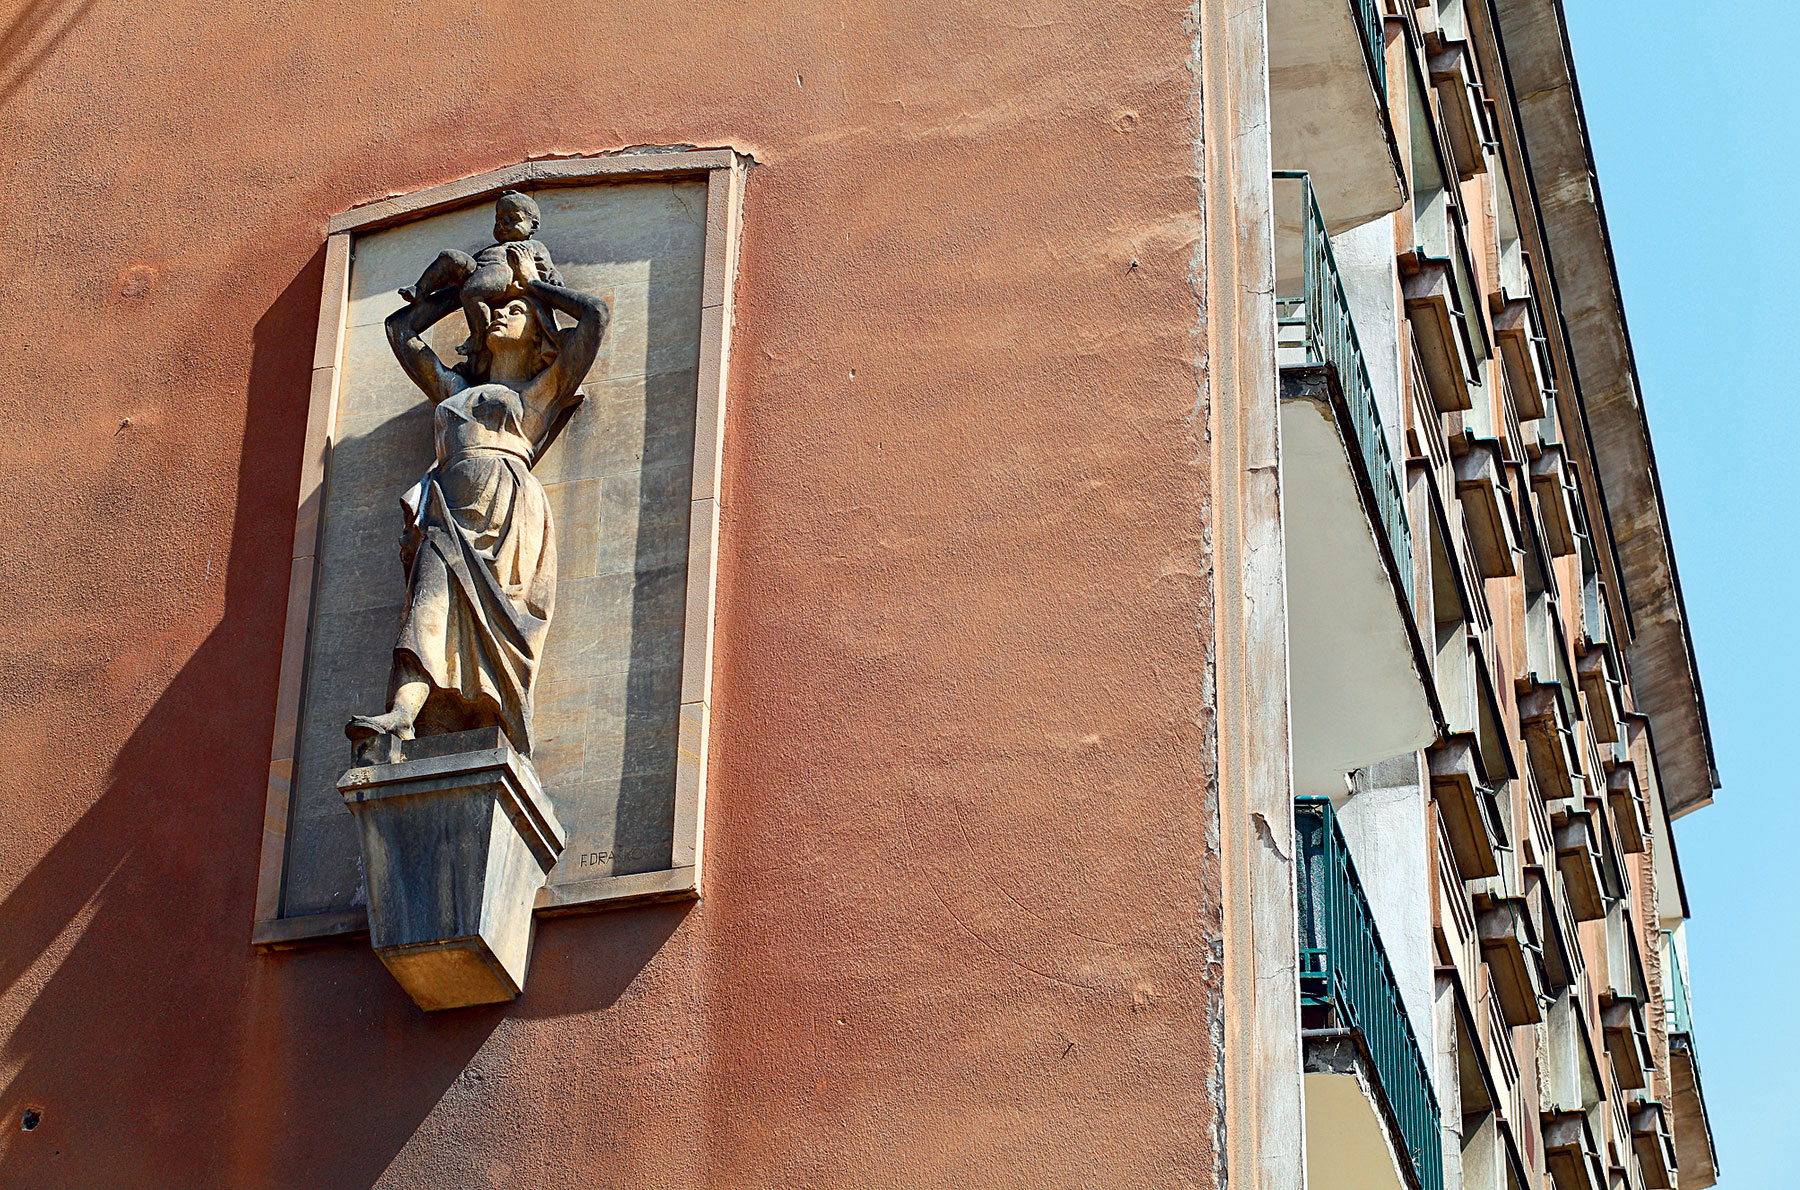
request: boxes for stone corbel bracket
[340,728,566,1010]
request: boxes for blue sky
[1560,2,1798,1184]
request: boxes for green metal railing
[1296,798,1444,1190]
[1662,930,1693,1037]
[1275,171,1414,604]
[1352,0,1387,99]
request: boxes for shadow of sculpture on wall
[0,242,690,1185]
[0,0,103,111]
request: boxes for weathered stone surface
[339,728,566,1011]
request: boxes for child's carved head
[494,190,541,242]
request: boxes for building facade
[1264,1,1721,1188]
[0,0,1716,1188]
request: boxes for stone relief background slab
[282,181,706,919]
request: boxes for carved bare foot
[398,285,420,303]
[346,709,416,744]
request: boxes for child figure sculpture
[400,190,565,366]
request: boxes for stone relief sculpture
[398,190,566,374]
[250,155,739,1005]
[336,191,608,1009]
[347,191,609,757]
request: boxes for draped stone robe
[391,381,555,753]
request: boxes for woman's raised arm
[520,278,610,413]
[384,289,467,406]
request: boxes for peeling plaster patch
[116,263,159,300]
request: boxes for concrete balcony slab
[1269,0,1405,235]
[1281,367,1438,796]
[1303,1035,1414,1190]
[1667,1036,1719,1188]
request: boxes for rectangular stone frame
[252,149,745,948]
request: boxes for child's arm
[533,244,564,286]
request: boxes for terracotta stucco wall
[0,1,1222,1184]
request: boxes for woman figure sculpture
[346,239,609,758]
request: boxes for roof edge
[1491,0,1718,816]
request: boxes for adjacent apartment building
[1265,0,1721,1187]
[0,0,1717,1186]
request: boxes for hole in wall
[21,1108,41,1131]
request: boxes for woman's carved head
[460,295,559,383]
[485,298,534,345]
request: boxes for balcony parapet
[1599,994,1652,1091]
[1663,932,1693,1038]
[1631,1100,1678,1189]
[1427,735,1501,880]
[1452,436,1518,579]
[1542,1111,1606,1190]
[1576,644,1623,745]
[1605,759,1648,854]
[1467,637,1517,784]
[1476,894,1545,1026]
[1426,38,1490,181]
[1551,805,1606,922]
[1403,257,1474,414]
[1277,170,1411,600]
[1530,444,1580,557]
[1403,209,1490,414]
[1490,293,1551,420]
[1297,798,1444,1190]
[1519,679,1580,804]
[1529,867,1584,998]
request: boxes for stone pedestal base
[339,728,566,1011]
